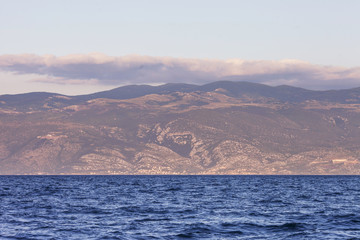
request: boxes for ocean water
[0,176,360,240]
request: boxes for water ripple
[0,175,360,239]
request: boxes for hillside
[1,81,360,175]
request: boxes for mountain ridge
[1,81,360,175]
[2,81,360,111]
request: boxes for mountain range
[1,81,360,175]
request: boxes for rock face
[1,81,360,175]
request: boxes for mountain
[1,81,360,175]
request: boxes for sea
[0,175,359,240]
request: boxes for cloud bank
[1,53,360,90]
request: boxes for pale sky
[1,0,360,95]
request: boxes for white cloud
[0,53,360,90]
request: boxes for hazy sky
[1,0,360,94]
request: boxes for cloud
[0,53,360,90]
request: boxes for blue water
[0,176,360,239]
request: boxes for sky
[0,0,360,95]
